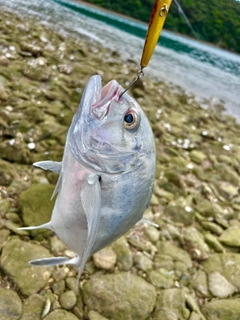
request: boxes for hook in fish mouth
[92,79,121,120]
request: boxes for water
[1,0,240,119]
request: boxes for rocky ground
[1,9,240,320]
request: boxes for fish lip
[92,79,121,119]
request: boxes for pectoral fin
[78,173,101,280]
[33,161,62,173]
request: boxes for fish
[19,75,156,278]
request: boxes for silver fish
[19,75,156,278]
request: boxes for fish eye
[124,110,139,130]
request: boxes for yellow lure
[140,0,173,68]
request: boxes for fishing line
[120,0,173,98]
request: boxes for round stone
[59,291,77,310]
[0,287,22,320]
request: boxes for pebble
[1,239,53,296]
[21,294,46,320]
[93,246,117,270]
[88,310,109,320]
[44,309,79,320]
[133,252,153,271]
[112,236,133,271]
[0,287,22,320]
[219,225,240,246]
[59,290,77,310]
[208,272,235,298]
[83,273,156,320]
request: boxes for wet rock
[165,203,195,225]
[157,241,193,268]
[0,229,10,250]
[19,184,55,236]
[44,309,79,320]
[1,239,53,296]
[204,233,225,253]
[217,182,238,199]
[190,150,206,164]
[133,252,152,272]
[202,253,240,291]
[0,287,22,320]
[93,246,117,270]
[154,253,174,270]
[88,310,109,320]
[201,299,240,320]
[0,198,14,215]
[21,294,46,320]
[153,288,189,320]
[148,269,174,289]
[192,270,210,297]
[0,159,15,186]
[52,280,65,295]
[182,227,210,260]
[144,225,160,243]
[219,225,240,246]
[208,272,235,298]
[59,290,77,310]
[112,237,133,271]
[83,273,156,320]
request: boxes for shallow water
[1,0,240,119]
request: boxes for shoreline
[72,0,239,55]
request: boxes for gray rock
[19,184,55,236]
[202,253,240,292]
[201,299,240,320]
[83,273,156,320]
[1,239,53,296]
[219,225,240,246]
[59,290,77,310]
[0,287,22,320]
[157,241,192,268]
[20,294,46,320]
[93,246,117,270]
[112,237,133,271]
[208,272,235,298]
[44,309,79,320]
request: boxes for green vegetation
[82,0,240,53]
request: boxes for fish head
[68,75,155,174]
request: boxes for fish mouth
[92,78,121,119]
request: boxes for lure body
[20,75,156,278]
[140,0,173,68]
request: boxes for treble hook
[119,68,144,99]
